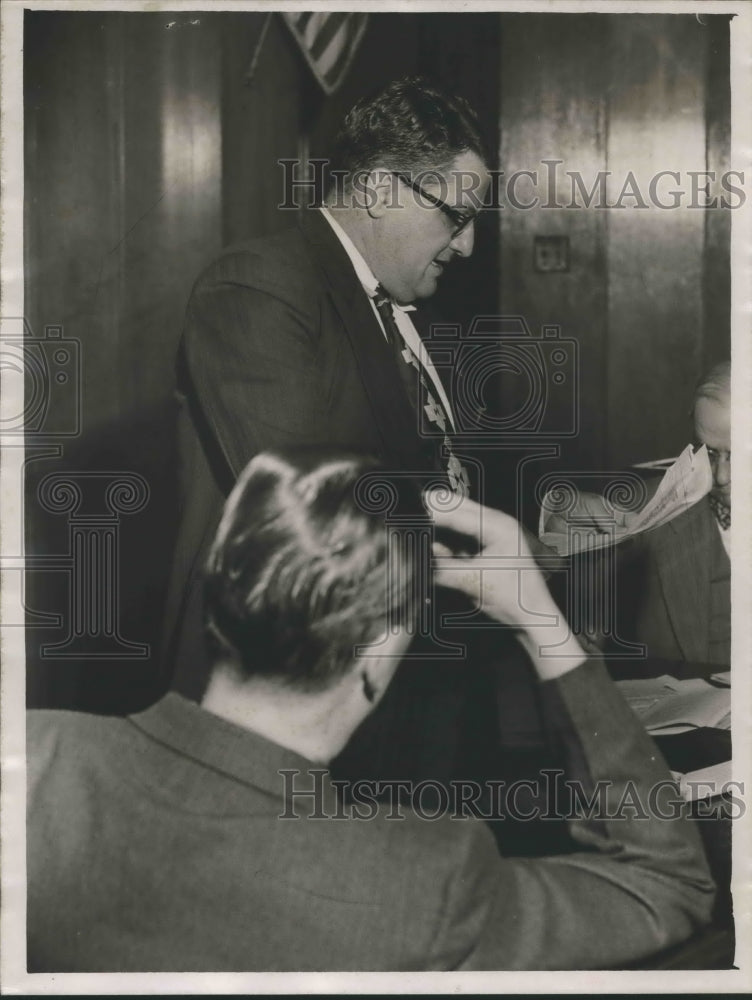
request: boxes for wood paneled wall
[606,15,707,466]
[221,12,306,244]
[25,11,224,440]
[498,14,609,483]
[24,11,729,710]
[25,11,226,709]
[498,13,731,473]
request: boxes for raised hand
[425,490,587,681]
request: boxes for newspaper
[539,444,713,557]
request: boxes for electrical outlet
[534,235,570,273]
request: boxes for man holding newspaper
[541,361,730,666]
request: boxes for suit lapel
[297,209,429,469]
[653,499,716,662]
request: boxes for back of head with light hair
[694,360,730,409]
[203,449,424,692]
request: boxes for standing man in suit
[162,79,569,809]
[620,361,731,665]
[28,449,714,971]
[162,79,507,770]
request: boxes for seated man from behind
[27,449,714,972]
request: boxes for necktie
[708,493,731,530]
[372,284,470,497]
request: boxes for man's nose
[450,222,475,258]
[715,454,731,487]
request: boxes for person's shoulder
[268,795,499,961]
[193,223,317,295]
[365,807,501,958]
[26,708,132,799]
[337,797,499,892]
[219,225,308,264]
[642,496,713,554]
[28,705,110,736]
[392,806,499,883]
[27,707,128,756]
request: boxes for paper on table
[671,761,733,801]
[539,444,713,557]
[616,675,731,736]
[615,674,683,714]
[710,671,731,687]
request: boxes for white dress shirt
[716,520,730,558]
[319,207,456,430]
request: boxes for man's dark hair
[329,76,490,191]
[203,450,424,691]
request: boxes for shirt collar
[319,206,416,312]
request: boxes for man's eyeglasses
[395,172,477,239]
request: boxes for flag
[282,11,368,96]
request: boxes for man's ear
[359,169,397,219]
[357,627,411,707]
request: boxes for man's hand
[426,491,587,681]
[427,491,544,624]
[521,522,568,577]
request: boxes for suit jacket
[618,498,730,666]
[162,209,443,696]
[161,212,562,799]
[26,660,713,972]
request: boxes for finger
[433,564,481,601]
[423,489,486,539]
[432,540,454,558]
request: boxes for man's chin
[413,270,442,299]
[393,278,436,304]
